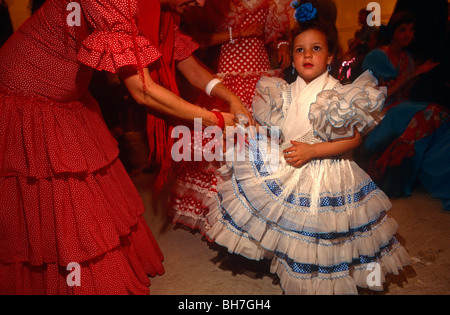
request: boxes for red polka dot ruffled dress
[217,3,283,107]
[171,0,289,235]
[0,0,197,295]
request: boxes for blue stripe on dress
[243,137,381,211]
[262,179,379,208]
[274,236,400,275]
[219,197,388,241]
[236,176,380,214]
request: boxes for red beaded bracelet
[211,110,225,131]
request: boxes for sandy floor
[130,170,450,296]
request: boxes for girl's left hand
[283,141,316,167]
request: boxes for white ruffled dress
[206,71,411,295]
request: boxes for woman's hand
[283,141,316,167]
[414,59,440,77]
[229,98,256,127]
[221,112,237,127]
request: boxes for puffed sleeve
[173,24,199,62]
[252,76,291,138]
[77,0,161,73]
[309,70,387,141]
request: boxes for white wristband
[205,78,222,97]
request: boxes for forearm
[285,131,362,167]
[204,30,234,47]
[177,56,213,91]
[387,69,422,99]
[189,29,235,48]
[386,75,410,99]
[312,133,362,158]
[119,66,217,126]
[389,60,441,99]
[177,56,240,106]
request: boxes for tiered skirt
[206,134,410,294]
[0,89,164,294]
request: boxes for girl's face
[392,23,415,48]
[293,29,333,84]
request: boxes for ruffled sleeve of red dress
[173,24,199,62]
[77,0,161,73]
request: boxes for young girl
[206,1,410,295]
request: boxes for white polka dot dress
[0,0,170,295]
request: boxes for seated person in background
[339,8,378,83]
[349,8,378,55]
[360,11,450,210]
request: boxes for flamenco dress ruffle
[0,91,164,295]
[206,71,411,294]
[0,2,165,294]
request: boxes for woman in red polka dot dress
[0,0,243,295]
[171,0,292,234]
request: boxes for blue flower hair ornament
[291,1,318,22]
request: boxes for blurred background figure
[359,11,450,211]
[393,0,449,107]
[338,8,379,83]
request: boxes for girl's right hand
[283,141,317,168]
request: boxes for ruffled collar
[280,71,336,142]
